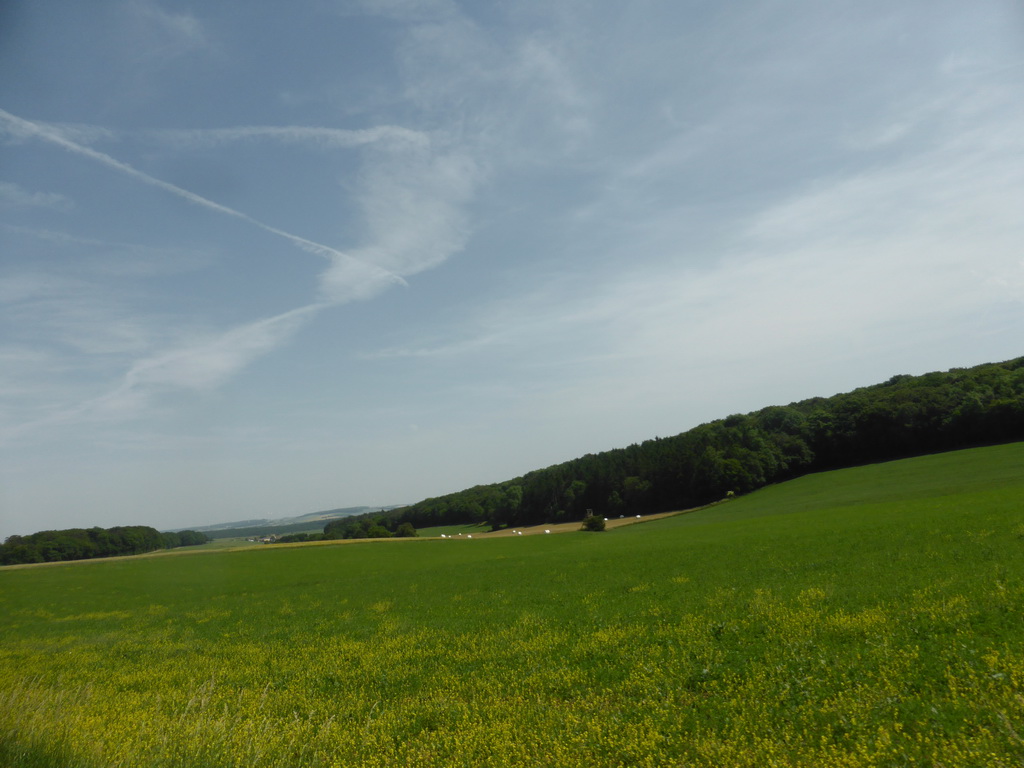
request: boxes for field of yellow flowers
[1,443,1023,767]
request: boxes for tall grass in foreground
[1,443,1023,767]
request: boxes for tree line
[0,526,209,565]
[331,356,1024,535]
[285,515,418,542]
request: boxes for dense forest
[0,526,209,565]
[321,517,417,540]
[263,517,418,543]
[335,357,1024,535]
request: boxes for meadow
[1,443,1023,767]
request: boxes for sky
[1,0,1023,537]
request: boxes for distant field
[416,522,490,537]
[1,443,1022,767]
[191,536,267,551]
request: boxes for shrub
[580,514,606,532]
[394,522,417,538]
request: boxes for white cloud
[155,125,429,151]
[0,108,407,295]
[344,0,459,23]
[344,148,480,277]
[0,345,74,409]
[315,147,479,302]
[0,273,154,356]
[122,304,323,393]
[749,119,1024,257]
[0,181,72,210]
[0,106,482,435]
[5,0,1024,537]
[0,301,323,444]
[46,123,120,146]
[368,73,1024,404]
[509,35,593,142]
[1,224,216,277]
[364,331,502,361]
[128,0,208,56]
[317,256,408,304]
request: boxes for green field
[417,522,491,537]
[2,444,1023,767]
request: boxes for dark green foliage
[394,522,417,538]
[160,529,208,548]
[580,513,606,532]
[0,527,209,566]
[324,512,411,540]
[361,356,1024,532]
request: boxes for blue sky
[1,0,1022,537]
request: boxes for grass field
[1,443,1023,767]
[417,522,491,537]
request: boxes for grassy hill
[1,443,1022,766]
[381,356,1024,534]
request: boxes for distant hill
[185,506,406,540]
[349,356,1023,535]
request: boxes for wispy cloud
[343,148,480,277]
[42,123,119,146]
[0,108,407,290]
[0,105,484,434]
[4,0,1023,534]
[1,303,326,444]
[1,223,216,276]
[0,270,164,439]
[128,0,209,57]
[364,331,503,361]
[0,181,72,210]
[509,35,593,144]
[0,273,154,357]
[0,345,78,408]
[345,0,459,23]
[369,75,1024,397]
[121,304,324,393]
[144,121,476,299]
[155,125,429,151]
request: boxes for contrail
[156,124,429,150]
[0,108,407,288]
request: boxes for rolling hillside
[2,442,1022,766]
[330,355,1024,537]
